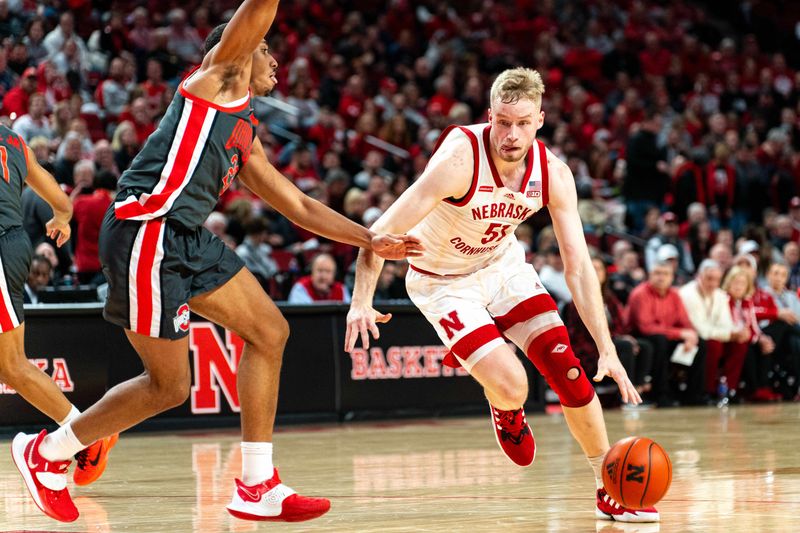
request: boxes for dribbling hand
[345,306,393,352]
[370,234,424,260]
[594,352,642,405]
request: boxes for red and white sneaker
[11,430,78,522]
[226,468,330,522]
[490,405,536,466]
[596,488,660,522]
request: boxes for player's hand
[595,351,642,405]
[345,305,393,352]
[46,216,71,248]
[370,233,424,260]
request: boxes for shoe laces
[494,408,528,442]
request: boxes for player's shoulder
[434,124,481,152]
[542,144,570,177]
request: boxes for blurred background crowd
[3,0,800,406]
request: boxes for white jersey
[408,123,550,276]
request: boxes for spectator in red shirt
[281,144,320,193]
[139,59,167,116]
[628,260,706,405]
[2,66,37,119]
[639,31,672,79]
[118,97,155,146]
[722,265,777,401]
[426,75,456,118]
[72,169,116,284]
[337,74,366,128]
[287,253,350,304]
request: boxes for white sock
[241,442,273,486]
[39,423,87,462]
[57,405,80,426]
[587,453,606,489]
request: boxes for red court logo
[173,304,190,333]
[190,323,244,414]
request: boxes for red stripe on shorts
[450,323,503,359]
[493,294,558,331]
[135,220,164,335]
[0,291,13,331]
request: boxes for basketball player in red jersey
[12,0,421,523]
[345,68,658,523]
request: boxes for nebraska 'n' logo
[438,310,465,340]
[625,464,645,483]
[190,323,245,414]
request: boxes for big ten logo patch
[0,358,74,394]
[190,323,245,414]
[173,303,191,333]
[349,346,469,380]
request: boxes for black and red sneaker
[490,405,536,466]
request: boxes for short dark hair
[243,217,269,236]
[31,254,52,269]
[204,23,227,55]
[204,23,268,56]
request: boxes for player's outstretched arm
[24,145,72,248]
[207,0,280,66]
[345,129,474,352]
[240,140,423,260]
[547,150,641,404]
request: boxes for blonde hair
[490,67,545,107]
[722,265,754,299]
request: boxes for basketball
[602,437,672,509]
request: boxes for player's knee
[492,372,528,407]
[0,357,22,386]
[0,350,31,386]
[243,313,289,352]
[147,372,191,411]
[527,326,594,408]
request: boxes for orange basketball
[602,436,671,509]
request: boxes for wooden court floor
[2,403,800,532]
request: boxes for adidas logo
[552,344,567,353]
[504,193,515,200]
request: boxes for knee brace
[525,325,595,408]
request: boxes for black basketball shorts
[98,207,245,339]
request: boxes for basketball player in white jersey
[345,68,659,523]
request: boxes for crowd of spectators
[3,1,800,406]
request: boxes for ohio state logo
[173,304,190,333]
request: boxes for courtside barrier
[0,303,544,430]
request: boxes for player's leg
[468,343,528,410]
[0,325,73,422]
[406,268,535,466]
[187,233,329,522]
[491,262,658,522]
[189,267,287,444]
[71,334,191,443]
